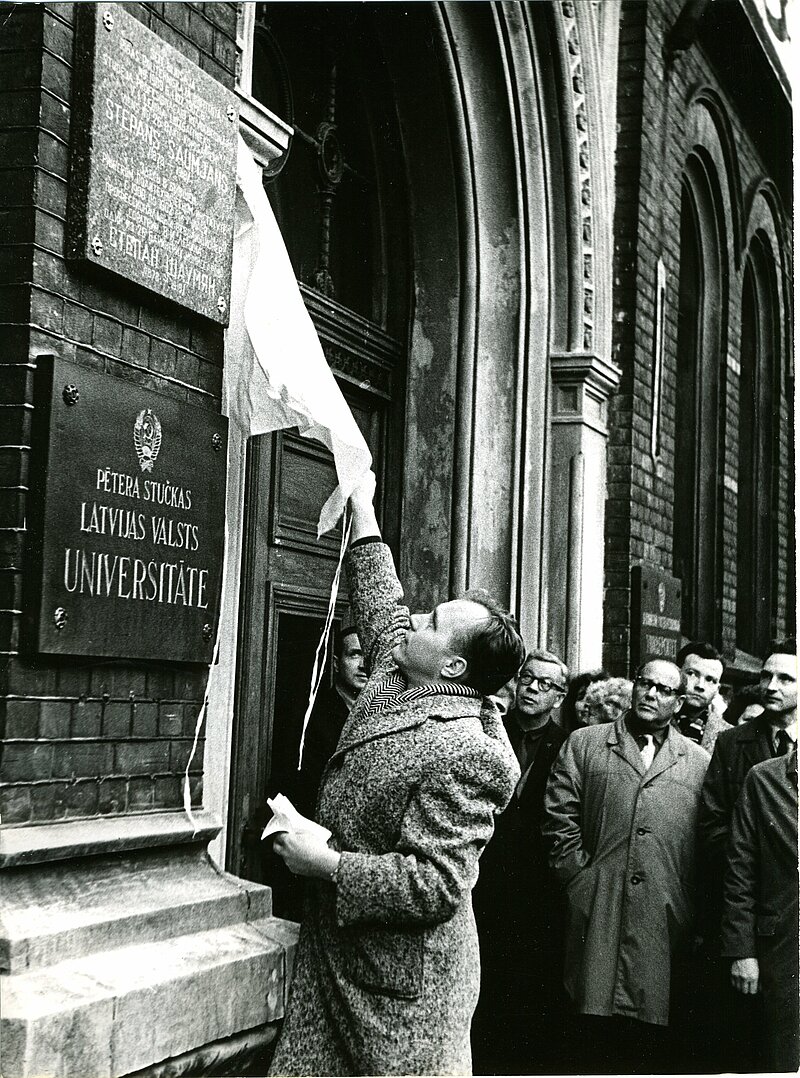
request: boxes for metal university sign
[28,356,228,663]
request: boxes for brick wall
[0,2,237,827]
[604,0,793,674]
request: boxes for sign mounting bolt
[54,607,68,631]
[212,433,223,452]
[202,623,213,642]
[102,9,114,30]
[217,296,226,313]
[62,384,79,406]
[91,236,103,256]
[227,105,237,122]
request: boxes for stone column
[547,352,621,671]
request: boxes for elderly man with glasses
[543,658,710,1073]
[471,649,569,1075]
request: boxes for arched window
[736,242,779,654]
[673,162,725,642]
[247,2,405,331]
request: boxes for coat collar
[332,691,486,759]
[608,713,686,781]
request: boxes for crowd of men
[269,478,797,1076]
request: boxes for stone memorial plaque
[67,5,237,323]
[630,565,683,666]
[29,356,228,663]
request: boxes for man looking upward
[472,649,569,1074]
[544,658,709,1072]
[268,473,525,1077]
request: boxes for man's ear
[441,654,468,681]
[332,655,340,676]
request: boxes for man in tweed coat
[269,474,525,1076]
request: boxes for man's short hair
[676,640,725,671]
[767,637,797,659]
[334,625,359,661]
[522,648,569,688]
[455,589,526,696]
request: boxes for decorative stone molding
[550,351,622,436]
[560,1,596,351]
[236,90,292,176]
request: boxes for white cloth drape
[227,135,372,534]
[184,137,372,828]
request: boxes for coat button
[630,874,641,884]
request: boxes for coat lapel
[609,716,684,782]
[642,723,685,783]
[609,717,645,776]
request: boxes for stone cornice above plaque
[237,89,293,176]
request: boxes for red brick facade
[0,2,237,827]
[604,0,793,676]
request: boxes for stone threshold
[0,810,221,868]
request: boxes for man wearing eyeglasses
[471,650,569,1075]
[543,658,709,1072]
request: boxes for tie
[517,732,537,775]
[640,733,656,770]
[775,729,793,756]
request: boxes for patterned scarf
[361,672,480,718]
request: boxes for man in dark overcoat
[695,641,797,1070]
[471,648,569,1074]
[268,474,525,1076]
[721,748,799,1071]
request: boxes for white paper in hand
[261,793,332,843]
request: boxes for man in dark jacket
[674,640,732,753]
[721,749,798,1071]
[294,626,366,817]
[471,649,569,1075]
[695,639,797,1070]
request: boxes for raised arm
[345,474,409,675]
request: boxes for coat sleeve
[542,733,591,886]
[697,734,733,887]
[335,739,517,927]
[345,541,409,676]
[720,769,760,959]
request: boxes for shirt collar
[625,715,670,747]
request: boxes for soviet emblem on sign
[658,581,666,614]
[133,408,162,472]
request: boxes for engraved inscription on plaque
[67,6,237,323]
[630,565,683,666]
[29,356,228,663]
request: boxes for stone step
[0,846,272,973]
[0,914,299,1078]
